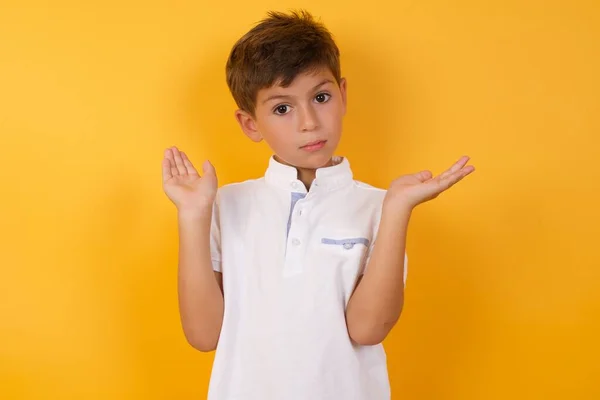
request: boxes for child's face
[236,66,347,170]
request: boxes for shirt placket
[283,181,314,277]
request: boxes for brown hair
[225,10,342,116]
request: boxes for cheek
[320,104,343,130]
[258,117,291,145]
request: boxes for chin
[275,143,338,169]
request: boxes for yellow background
[1,1,598,399]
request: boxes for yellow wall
[1,1,598,399]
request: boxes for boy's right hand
[162,146,217,214]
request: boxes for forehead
[258,67,336,98]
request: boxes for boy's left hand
[385,156,475,211]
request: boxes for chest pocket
[315,230,371,273]
[321,237,370,250]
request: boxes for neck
[297,167,317,190]
[274,155,335,190]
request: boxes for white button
[297,208,303,216]
[292,238,301,246]
[343,242,354,249]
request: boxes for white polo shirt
[207,156,407,400]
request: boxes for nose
[298,104,319,132]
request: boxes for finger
[164,148,179,177]
[440,164,475,189]
[162,157,173,183]
[439,156,470,180]
[181,151,199,176]
[439,156,468,179]
[172,147,187,176]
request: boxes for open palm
[162,146,217,211]
[388,156,475,208]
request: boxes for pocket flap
[321,237,370,250]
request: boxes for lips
[300,140,326,149]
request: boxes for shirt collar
[264,155,354,193]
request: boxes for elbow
[348,314,402,346]
[349,326,388,346]
[187,336,218,352]
[184,331,218,352]
[350,335,383,347]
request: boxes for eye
[315,93,331,103]
[274,104,291,115]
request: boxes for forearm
[346,202,411,345]
[177,208,224,352]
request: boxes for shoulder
[335,179,387,218]
[352,179,387,200]
[215,177,266,203]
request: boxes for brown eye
[315,93,331,103]
[275,105,289,115]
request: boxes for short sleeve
[363,211,408,287]
[210,195,222,273]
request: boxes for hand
[162,146,217,213]
[385,156,475,210]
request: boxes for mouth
[300,140,327,152]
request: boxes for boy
[162,10,474,400]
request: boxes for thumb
[202,160,216,176]
[414,170,433,182]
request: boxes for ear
[339,77,347,116]
[234,109,262,143]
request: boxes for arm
[346,156,475,346]
[162,146,224,352]
[177,208,224,352]
[345,202,410,346]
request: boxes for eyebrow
[261,79,334,105]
